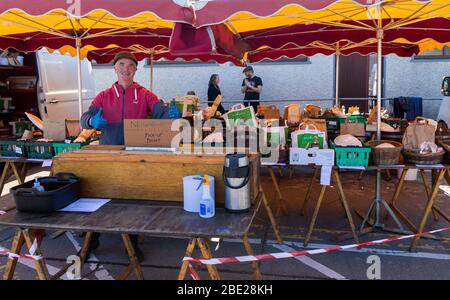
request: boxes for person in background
[81,51,168,262]
[186,91,196,95]
[207,74,226,114]
[241,66,263,112]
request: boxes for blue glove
[91,108,107,130]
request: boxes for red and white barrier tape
[0,237,43,261]
[0,248,43,261]
[184,227,450,265]
[188,264,201,280]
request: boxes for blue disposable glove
[90,108,107,130]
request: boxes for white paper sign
[58,198,111,213]
[42,160,53,167]
[320,166,332,186]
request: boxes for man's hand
[91,108,107,130]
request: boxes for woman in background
[207,74,226,114]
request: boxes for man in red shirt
[81,52,168,261]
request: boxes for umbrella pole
[359,28,407,235]
[150,51,154,92]
[335,49,340,107]
[76,38,83,118]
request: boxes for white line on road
[271,243,347,280]
[65,231,114,280]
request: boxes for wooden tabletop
[0,198,261,238]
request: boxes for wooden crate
[52,146,260,203]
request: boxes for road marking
[271,243,347,280]
[223,238,450,260]
[65,231,114,280]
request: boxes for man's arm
[80,92,103,129]
[146,91,169,119]
[246,85,262,94]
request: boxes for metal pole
[376,29,383,140]
[335,46,340,107]
[76,38,83,118]
[150,50,154,91]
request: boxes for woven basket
[367,140,403,165]
[402,149,445,165]
[437,140,450,164]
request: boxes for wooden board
[52,147,260,203]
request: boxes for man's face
[245,70,254,78]
[114,58,137,84]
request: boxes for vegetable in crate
[334,134,362,147]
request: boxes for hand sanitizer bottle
[199,175,214,218]
[33,178,45,192]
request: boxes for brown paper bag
[284,104,301,126]
[402,121,436,150]
[43,120,66,141]
[263,106,280,120]
[340,121,365,137]
[65,118,81,138]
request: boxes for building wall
[384,55,450,119]
[93,54,449,118]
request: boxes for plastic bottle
[33,178,45,192]
[199,175,215,218]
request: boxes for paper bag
[43,120,66,141]
[222,104,257,129]
[283,104,301,126]
[340,121,365,137]
[258,105,280,120]
[65,118,81,138]
[402,119,436,150]
[264,126,288,146]
[292,124,326,149]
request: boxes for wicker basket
[437,140,450,164]
[402,149,445,165]
[435,122,450,142]
[367,140,403,165]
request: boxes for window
[415,46,450,60]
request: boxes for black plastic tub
[11,173,80,213]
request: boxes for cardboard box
[124,119,181,147]
[289,148,335,166]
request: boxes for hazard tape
[189,264,201,280]
[0,248,43,261]
[184,227,450,265]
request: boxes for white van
[0,48,94,125]
[36,49,95,120]
[437,76,450,127]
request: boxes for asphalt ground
[0,165,449,280]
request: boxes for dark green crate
[24,141,55,159]
[0,140,27,158]
[53,140,90,156]
[330,140,371,167]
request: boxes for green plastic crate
[0,140,27,157]
[330,140,371,167]
[24,141,55,159]
[53,140,90,156]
